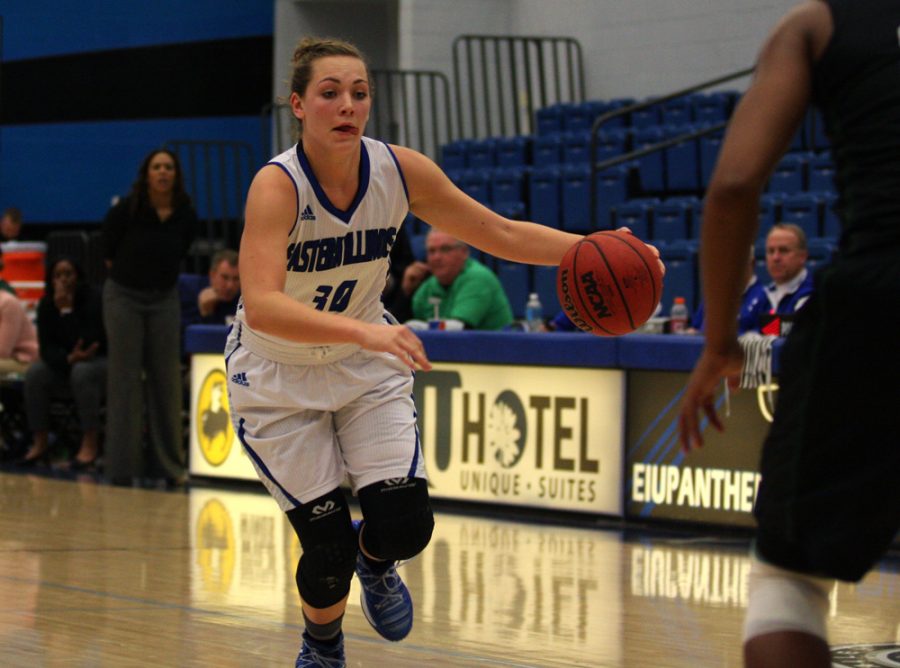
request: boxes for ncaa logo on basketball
[579,270,612,320]
[196,369,234,467]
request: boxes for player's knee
[286,490,357,609]
[743,553,832,643]
[358,477,434,561]
[297,536,358,608]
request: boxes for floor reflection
[0,473,897,667]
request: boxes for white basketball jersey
[234,137,410,364]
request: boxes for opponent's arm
[679,1,832,450]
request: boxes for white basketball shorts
[224,342,427,511]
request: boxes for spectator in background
[756,222,814,336]
[0,207,23,242]
[102,148,199,487]
[19,257,106,469]
[191,249,241,326]
[689,247,767,335]
[409,230,513,330]
[0,284,38,376]
[382,225,427,323]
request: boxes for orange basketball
[556,230,663,336]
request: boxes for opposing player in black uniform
[679,1,900,666]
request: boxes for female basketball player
[226,36,660,667]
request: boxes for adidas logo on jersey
[300,204,316,222]
[231,371,250,387]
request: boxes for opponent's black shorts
[753,245,900,582]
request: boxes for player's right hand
[360,322,432,371]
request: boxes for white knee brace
[743,553,833,642]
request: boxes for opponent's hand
[678,341,743,452]
[359,322,432,371]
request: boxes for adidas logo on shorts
[231,371,250,387]
[300,204,316,222]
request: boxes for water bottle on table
[669,296,689,334]
[525,292,544,332]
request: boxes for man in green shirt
[410,230,513,330]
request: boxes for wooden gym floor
[0,471,897,667]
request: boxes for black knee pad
[357,477,434,561]
[286,488,358,609]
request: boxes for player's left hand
[678,341,743,452]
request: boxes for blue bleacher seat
[781,192,822,239]
[653,198,694,242]
[767,153,809,194]
[592,99,631,130]
[759,193,781,237]
[664,124,700,191]
[497,262,530,319]
[659,242,698,315]
[562,102,592,134]
[692,92,732,125]
[808,153,835,192]
[611,198,656,241]
[533,134,563,167]
[460,169,491,206]
[661,96,695,127]
[533,265,561,316]
[561,164,592,232]
[490,167,526,207]
[536,105,564,136]
[562,131,591,164]
[595,128,630,164]
[440,140,469,170]
[634,126,665,191]
[529,166,562,228]
[594,165,630,229]
[493,201,526,221]
[467,139,496,170]
[631,101,661,130]
[816,190,840,238]
[699,130,724,187]
[807,237,836,270]
[495,135,530,167]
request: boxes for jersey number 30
[312,280,358,312]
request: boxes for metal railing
[164,139,255,273]
[263,69,454,163]
[453,34,584,139]
[589,67,754,231]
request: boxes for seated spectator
[197,249,240,325]
[383,225,427,323]
[0,207,23,242]
[754,222,814,336]
[689,247,767,335]
[182,249,241,327]
[0,282,37,376]
[409,230,513,330]
[19,257,106,468]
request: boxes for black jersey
[813,0,900,252]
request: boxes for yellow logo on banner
[196,369,234,466]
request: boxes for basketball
[556,230,663,336]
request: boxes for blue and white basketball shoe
[352,519,413,641]
[295,631,345,668]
